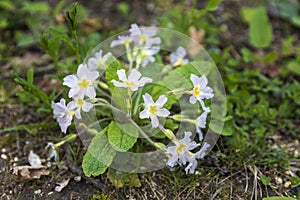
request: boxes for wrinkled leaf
[82,128,116,177]
[241,6,272,48]
[107,122,137,152]
[107,168,141,188]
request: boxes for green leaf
[82,152,108,177]
[291,177,300,187]
[47,28,74,50]
[261,175,271,186]
[0,122,52,134]
[27,68,34,84]
[107,168,141,188]
[241,6,272,48]
[82,128,116,177]
[262,197,297,200]
[105,56,126,91]
[287,61,300,75]
[107,122,137,152]
[13,72,50,107]
[66,3,78,30]
[21,2,50,13]
[116,2,129,16]
[0,1,15,11]
[206,0,222,11]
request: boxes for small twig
[244,164,249,193]
[63,144,106,191]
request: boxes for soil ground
[0,1,299,200]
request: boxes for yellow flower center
[141,50,148,58]
[140,35,147,43]
[77,98,84,107]
[77,78,89,89]
[173,59,184,67]
[97,60,104,66]
[193,86,201,97]
[69,110,75,117]
[189,151,195,157]
[148,104,158,115]
[176,143,187,153]
[125,81,136,87]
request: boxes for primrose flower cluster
[51,24,214,174]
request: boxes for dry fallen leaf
[55,178,70,192]
[13,165,49,179]
[188,26,205,57]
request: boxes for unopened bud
[154,142,166,150]
[99,81,109,90]
[172,115,182,121]
[164,129,175,140]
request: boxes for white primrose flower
[46,142,58,161]
[111,69,152,91]
[166,131,200,168]
[110,35,133,48]
[139,93,170,128]
[170,46,189,67]
[51,98,74,133]
[189,74,214,110]
[129,23,161,46]
[196,109,210,141]
[69,97,93,119]
[139,46,160,67]
[63,64,99,99]
[87,50,111,71]
[184,142,210,174]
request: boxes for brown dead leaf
[81,17,101,33]
[12,52,42,68]
[13,165,49,179]
[188,26,205,57]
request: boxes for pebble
[74,176,81,182]
[47,191,53,195]
[294,150,299,158]
[284,181,291,188]
[275,176,283,185]
[14,157,18,162]
[1,148,6,153]
[46,162,51,168]
[1,154,8,160]
[34,189,41,194]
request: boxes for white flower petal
[85,87,96,98]
[86,71,99,81]
[155,95,168,107]
[82,102,93,112]
[63,75,78,88]
[198,75,208,89]
[190,74,201,87]
[128,69,142,81]
[130,85,139,91]
[138,77,152,86]
[142,93,154,105]
[177,46,187,57]
[75,108,81,119]
[197,128,203,141]
[139,108,149,119]
[87,58,98,71]
[111,80,127,88]
[157,108,170,117]
[150,115,159,128]
[77,64,90,79]
[117,69,127,82]
[189,96,197,104]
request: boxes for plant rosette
[51,24,226,176]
